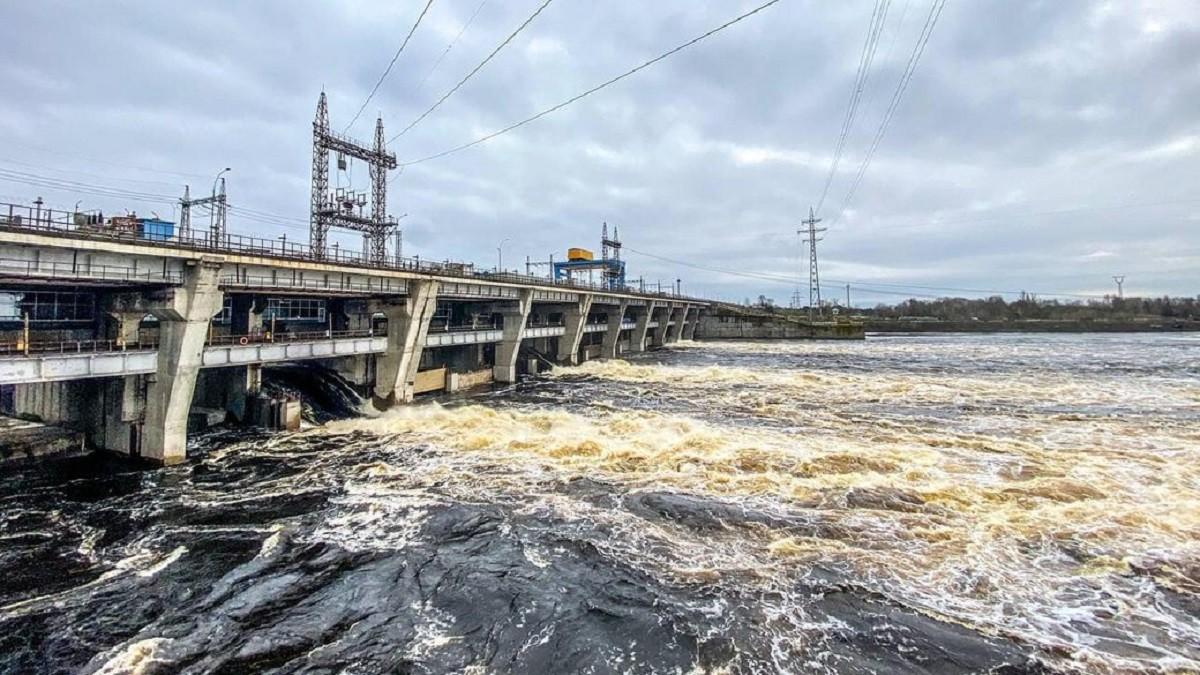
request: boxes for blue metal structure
[137,218,175,241]
[552,222,627,290]
[553,258,626,289]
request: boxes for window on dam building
[213,297,233,324]
[0,291,95,323]
[264,298,327,322]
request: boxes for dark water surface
[1,334,1197,674]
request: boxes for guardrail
[0,256,180,283]
[0,200,709,303]
[0,338,158,356]
[0,329,380,357]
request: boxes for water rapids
[1,333,1197,674]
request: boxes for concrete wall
[694,314,865,340]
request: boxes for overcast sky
[1,0,1196,304]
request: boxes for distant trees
[856,295,1199,322]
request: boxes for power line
[898,196,1200,228]
[393,0,555,141]
[413,0,490,95]
[399,0,784,167]
[0,156,185,190]
[345,0,437,132]
[829,0,946,228]
[623,245,1109,300]
[0,166,313,232]
[4,139,211,180]
[0,168,178,205]
[815,0,890,215]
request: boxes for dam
[0,199,715,465]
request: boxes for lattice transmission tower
[310,92,399,264]
[800,206,826,322]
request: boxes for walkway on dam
[0,320,655,385]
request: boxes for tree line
[856,295,1199,322]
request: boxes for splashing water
[1,333,1197,673]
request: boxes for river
[1,333,1197,674]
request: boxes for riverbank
[865,318,1200,333]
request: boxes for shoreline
[863,320,1199,333]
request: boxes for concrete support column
[494,289,533,383]
[231,295,265,336]
[667,303,690,343]
[101,293,146,347]
[628,303,654,353]
[373,280,439,408]
[600,301,629,359]
[142,258,225,465]
[682,308,700,340]
[651,303,674,348]
[226,364,262,422]
[97,375,145,455]
[556,295,594,365]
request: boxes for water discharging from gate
[1,333,1197,673]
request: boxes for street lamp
[213,167,231,197]
[497,238,510,272]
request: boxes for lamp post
[497,238,510,272]
[209,167,231,246]
[212,167,231,197]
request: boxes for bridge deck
[0,321,654,384]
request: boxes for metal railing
[204,329,377,347]
[0,200,709,302]
[0,256,180,283]
[0,329,381,357]
[0,338,159,356]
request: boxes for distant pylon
[800,206,826,323]
[1112,275,1125,300]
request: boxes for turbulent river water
[1,333,1198,674]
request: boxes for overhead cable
[624,245,1109,300]
[393,0,554,141]
[829,0,946,228]
[815,0,890,215]
[345,0,438,132]
[399,0,783,166]
[413,0,490,95]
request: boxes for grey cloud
[0,0,1196,304]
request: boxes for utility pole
[845,283,851,309]
[1112,275,1125,300]
[800,206,826,323]
[180,185,191,238]
[211,174,227,246]
[179,168,229,246]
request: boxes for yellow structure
[567,247,594,261]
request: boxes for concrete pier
[629,304,653,352]
[142,259,224,464]
[601,301,629,359]
[493,289,533,383]
[373,280,439,407]
[556,295,594,365]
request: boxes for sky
[0,0,1197,305]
